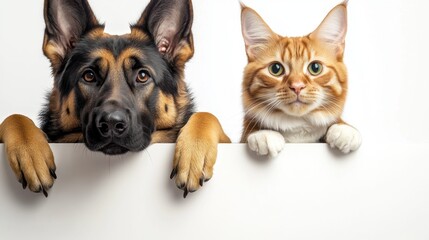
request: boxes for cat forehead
[259,36,335,62]
[253,37,313,63]
[280,37,312,58]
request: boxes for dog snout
[97,108,130,137]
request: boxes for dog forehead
[86,28,149,41]
[83,36,156,65]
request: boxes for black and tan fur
[0,0,230,198]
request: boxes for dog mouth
[85,137,150,155]
[99,143,130,155]
[83,129,150,155]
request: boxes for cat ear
[43,0,102,72]
[133,0,194,64]
[310,2,347,56]
[241,4,278,59]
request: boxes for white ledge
[1,143,429,239]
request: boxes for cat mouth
[289,99,308,105]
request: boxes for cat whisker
[244,97,277,115]
[242,98,282,137]
[257,100,282,130]
[242,100,275,136]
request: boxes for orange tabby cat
[240,2,361,157]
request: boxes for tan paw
[170,112,229,198]
[1,115,56,197]
[171,136,217,198]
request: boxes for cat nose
[289,82,306,95]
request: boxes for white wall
[1,0,428,143]
[1,143,429,240]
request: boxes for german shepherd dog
[0,0,230,198]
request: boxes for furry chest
[280,125,328,143]
[257,113,329,143]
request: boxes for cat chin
[305,111,339,127]
[278,103,314,118]
[278,103,338,126]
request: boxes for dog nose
[97,110,129,137]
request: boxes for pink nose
[289,82,306,95]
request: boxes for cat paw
[326,124,362,154]
[247,130,285,157]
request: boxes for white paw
[326,124,362,154]
[247,130,285,157]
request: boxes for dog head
[41,0,194,155]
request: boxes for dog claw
[20,175,27,190]
[178,183,185,190]
[199,177,204,187]
[183,189,189,198]
[42,188,48,198]
[170,167,177,179]
[50,169,57,179]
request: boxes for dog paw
[170,112,229,198]
[326,124,362,154]
[172,136,217,198]
[247,130,285,157]
[2,115,56,197]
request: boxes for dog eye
[136,69,150,83]
[82,70,95,82]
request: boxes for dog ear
[133,0,194,65]
[43,0,102,72]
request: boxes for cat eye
[268,62,285,77]
[308,61,323,76]
[136,69,151,83]
[82,70,95,82]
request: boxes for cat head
[241,2,348,125]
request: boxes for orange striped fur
[240,2,361,155]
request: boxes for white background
[1,1,429,239]
[1,0,428,143]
